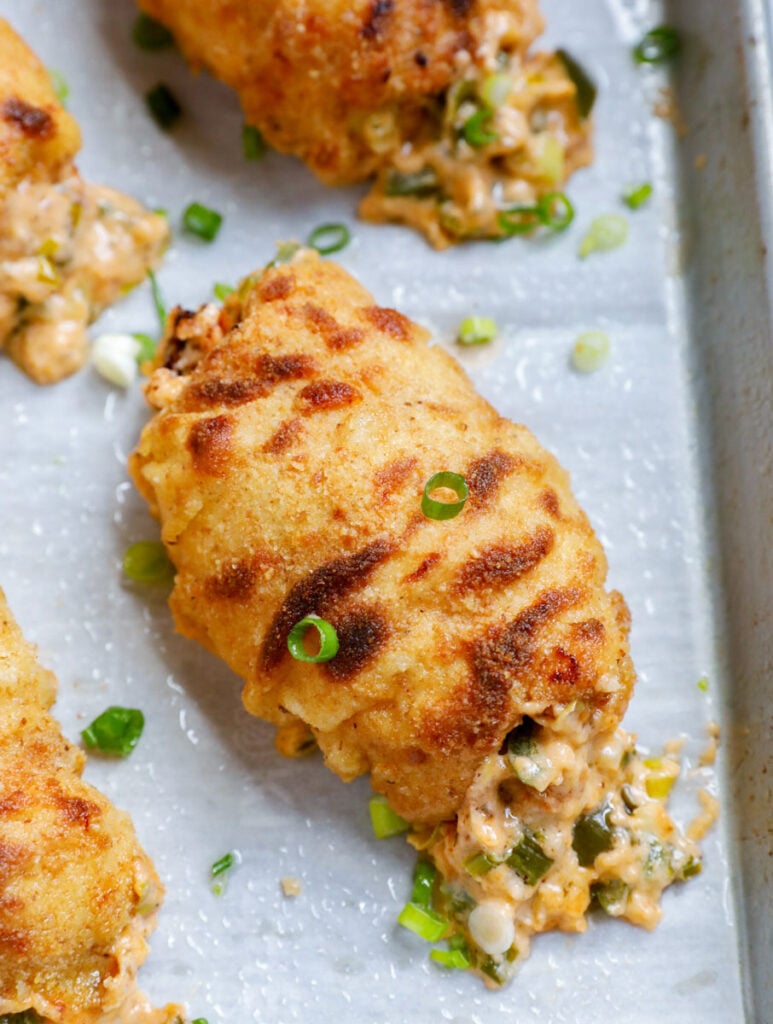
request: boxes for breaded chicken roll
[0,591,175,1024]
[135,0,592,246]
[130,251,633,825]
[0,20,168,383]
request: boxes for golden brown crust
[0,590,164,1024]
[130,252,634,824]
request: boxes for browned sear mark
[363,305,411,340]
[302,303,365,351]
[0,790,28,816]
[546,647,580,685]
[454,527,553,594]
[262,417,303,454]
[2,96,53,137]
[261,538,394,669]
[466,449,518,509]
[325,606,390,680]
[404,552,441,583]
[298,379,361,411]
[361,0,394,39]
[188,353,316,409]
[55,794,100,829]
[259,273,295,302]
[187,414,233,476]
[206,559,260,602]
[540,488,561,518]
[374,456,418,501]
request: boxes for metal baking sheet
[1,0,770,1021]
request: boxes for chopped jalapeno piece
[506,829,553,886]
[573,804,614,867]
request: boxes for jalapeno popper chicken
[0,592,173,1024]
[0,20,168,383]
[135,0,592,247]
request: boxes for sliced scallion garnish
[578,214,628,258]
[556,49,597,118]
[506,830,553,886]
[133,13,174,50]
[571,331,611,373]
[369,795,410,839]
[462,108,498,148]
[211,851,235,895]
[47,68,69,105]
[307,223,351,256]
[592,878,629,915]
[123,540,175,584]
[464,851,499,876]
[421,472,469,521]
[287,615,339,663]
[147,269,166,330]
[213,282,235,302]
[384,167,439,197]
[183,202,223,242]
[622,182,653,209]
[242,123,266,160]
[397,902,448,942]
[458,316,497,346]
[537,191,575,231]
[498,204,542,237]
[81,706,145,756]
[479,72,512,110]
[572,805,614,867]
[133,332,157,364]
[411,859,437,909]
[145,83,181,131]
[430,940,470,969]
[633,26,682,65]
[697,676,709,693]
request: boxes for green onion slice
[458,316,497,346]
[384,167,439,197]
[537,191,574,231]
[479,72,512,110]
[622,182,653,209]
[591,878,629,915]
[133,332,157,365]
[213,282,235,302]
[397,902,448,942]
[369,795,410,839]
[182,202,223,242]
[572,804,615,867]
[145,83,181,131]
[191,1019,209,1024]
[571,331,611,373]
[123,540,175,584]
[681,856,702,879]
[211,852,235,878]
[462,108,498,148]
[430,945,470,969]
[287,615,339,663]
[147,269,166,330]
[307,223,351,256]
[421,472,469,521]
[81,706,145,756]
[498,204,542,237]
[633,26,682,65]
[578,214,628,258]
[464,851,499,876]
[242,123,266,160]
[133,13,174,50]
[697,676,709,693]
[506,830,554,886]
[411,859,437,909]
[47,68,69,105]
[556,49,597,118]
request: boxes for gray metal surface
[0,0,769,1021]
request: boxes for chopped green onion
[571,331,611,373]
[462,108,498,148]
[287,615,339,663]
[681,856,702,879]
[213,282,235,302]
[147,269,166,330]
[645,838,673,876]
[92,333,141,388]
[578,214,629,258]
[182,202,223,242]
[421,472,469,521]
[211,851,235,895]
[369,795,410,839]
[572,804,614,867]
[47,68,69,105]
[411,859,437,908]
[633,26,682,65]
[480,956,506,984]
[556,50,597,118]
[537,191,574,231]
[81,706,145,756]
[498,204,542,236]
[307,223,351,256]
[464,851,499,876]
[191,1019,209,1024]
[242,123,266,160]
[430,942,470,969]
[145,83,181,132]
[479,72,512,109]
[123,540,175,584]
[506,830,553,886]
[535,135,565,184]
[133,332,157,364]
[458,316,497,346]
[622,182,653,209]
[697,676,709,693]
[384,167,439,197]
[397,902,448,942]
[133,13,174,50]
[592,878,629,915]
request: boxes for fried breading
[0,591,173,1024]
[0,19,169,384]
[130,252,634,825]
[134,0,591,246]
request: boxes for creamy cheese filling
[0,175,168,384]
[408,709,705,986]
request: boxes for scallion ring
[287,615,339,663]
[537,191,574,231]
[622,182,653,210]
[462,108,498,148]
[633,26,681,65]
[81,706,145,756]
[307,223,351,256]
[147,269,166,330]
[497,204,542,237]
[123,540,175,584]
[242,123,266,160]
[384,167,439,197]
[182,202,223,242]
[422,472,469,521]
